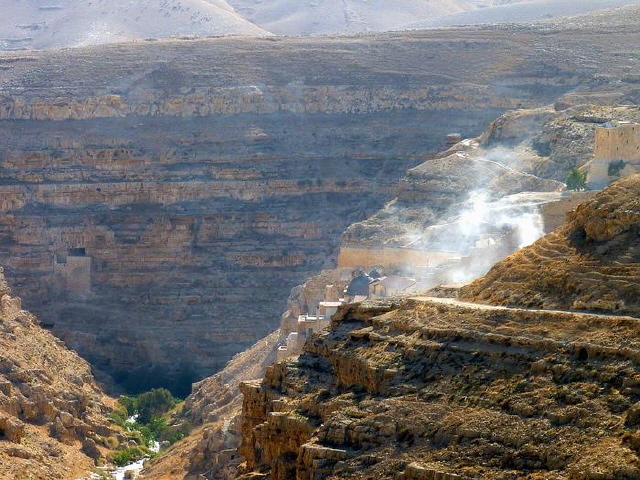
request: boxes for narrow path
[410,295,640,321]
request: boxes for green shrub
[110,388,188,454]
[608,159,626,177]
[136,388,177,424]
[565,167,587,191]
[111,446,146,467]
[119,395,138,417]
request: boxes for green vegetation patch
[109,388,192,466]
[565,167,587,191]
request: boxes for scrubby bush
[566,167,587,191]
[111,446,147,467]
[136,388,177,424]
[608,159,626,177]
[109,388,188,454]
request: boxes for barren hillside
[461,174,640,315]
[0,267,118,479]
[0,0,267,51]
[3,0,638,49]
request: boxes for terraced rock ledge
[238,296,640,479]
[237,176,640,480]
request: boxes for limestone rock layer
[0,13,639,392]
[238,297,640,480]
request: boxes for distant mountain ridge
[0,0,268,51]
[1,0,639,51]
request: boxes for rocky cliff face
[0,10,638,395]
[0,111,424,395]
[236,175,640,479]
[342,103,640,249]
[238,296,640,479]
[0,267,118,479]
[136,102,638,480]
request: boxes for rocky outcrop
[139,330,279,480]
[0,1,637,394]
[0,267,118,479]
[1,4,639,396]
[234,174,640,479]
[343,104,640,248]
[237,293,640,479]
[461,174,640,315]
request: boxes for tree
[136,388,176,424]
[565,167,587,191]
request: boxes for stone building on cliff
[587,121,640,188]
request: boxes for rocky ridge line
[461,174,640,315]
[235,176,640,479]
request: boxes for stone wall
[588,123,640,188]
[337,246,456,270]
[539,191,597,233]
[594,123,640,162]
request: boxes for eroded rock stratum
[0,8,638,394]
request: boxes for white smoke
[418,189,560,285]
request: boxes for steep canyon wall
[0,22,637,394]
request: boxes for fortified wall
[594,122,640,161]
[337,246,455,271]
[587,122,640,188]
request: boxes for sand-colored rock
[233,174,640,479]
[0,9,639,394]
[0,267,118,479]
[237,294,640,479]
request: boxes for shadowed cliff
[0,7,639,394]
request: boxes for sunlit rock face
[237,177,640,479]
[238,295,640,480]
[0,267,117,480]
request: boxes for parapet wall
[540,191,597,233]
[337,246,456,270]
[594,123,640,162]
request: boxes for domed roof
[346,272,372,296]
[368,268,383,279]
